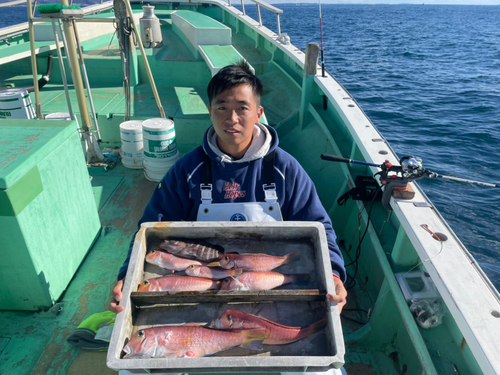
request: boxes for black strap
[262,150,276,186]
[201,152,212,185]
[201,150,276,186]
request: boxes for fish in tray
[159,240,224,262]
[185,265,243,280]
[215,309,327,345]
[208,251,301,272]
[220,272,309,291]
[123,325,267,358]
[145,250,207,271]
[138,275,220,292]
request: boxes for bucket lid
[45,112,71,120]
[0,88,29,100]
[142,118,174,131]
[120,120,143,131]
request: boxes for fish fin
[185,351,196,357]
[284,250,301,263]
[240,339,264,351]
[232,268,243,276]
[240,328,268,351]
[207,261,220,267]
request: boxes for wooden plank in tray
[131,289,325,306]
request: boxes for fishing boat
[0,0,499,374]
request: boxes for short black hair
[207,61,263,106]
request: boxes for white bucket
[121,155,143,169]
[142,118,177,159]
[143,151,179,182]
[0,89,36,120]
[120,120,143,169]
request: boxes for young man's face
[208,83,264,159]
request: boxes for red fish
[215,309,327,345]
[220,272,309,291]
[159,240,223,261]
[208,251,301,272]
[138,276,220,292]
[145,250,207,271]
[184,265,243,280]
[123,325,267,358]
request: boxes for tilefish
[209,251,301,272]
[215,309,327,345]
[185,264,243,280]
[123,325,267,358]
[220,272,309,291]
[137,275,220,292]
[145,250,207,271]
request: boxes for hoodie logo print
[224,182,246,199]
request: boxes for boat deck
[0,161,383,375]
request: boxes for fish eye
[226,314,232,322]
[190,265,195,269]
[223,278,230,283]
[143,280,149,285]
[224,256,230,262]
[138,330,145,338]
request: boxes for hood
[202,123,279,164]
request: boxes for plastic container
[120,120,143,169]
[142,118,179,181]
[45,112,72,120]
[0,89,36,120]
[142,118,177,159]
[107,222,345,373]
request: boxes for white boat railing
[233,0,283,36]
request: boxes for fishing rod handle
[320,154,351,163]
[321,154,382,167]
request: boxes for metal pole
[123,0,165,118]
[58,0,93,133]
[72,18,101,140]
[257,4,262,26]
[276,13,281,36]
[51,19,76,123]
[240,0,245,15]
[26,0,42,119]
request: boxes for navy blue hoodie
[118,124,345,281]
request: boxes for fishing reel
[322,154,435,210]
[376,156,436,210]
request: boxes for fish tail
[284,250,301,264]
[296,318,328,341]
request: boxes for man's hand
[326,275,347,313]
[109,279,124,313]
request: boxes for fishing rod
[321,154,499,210]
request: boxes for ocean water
[1,3,499,290]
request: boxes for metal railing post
[240,0,245,15]
[276,13,281,35]
[256,4,262,26]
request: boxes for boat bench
[172,10,251,76]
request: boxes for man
[110,61,347,313]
